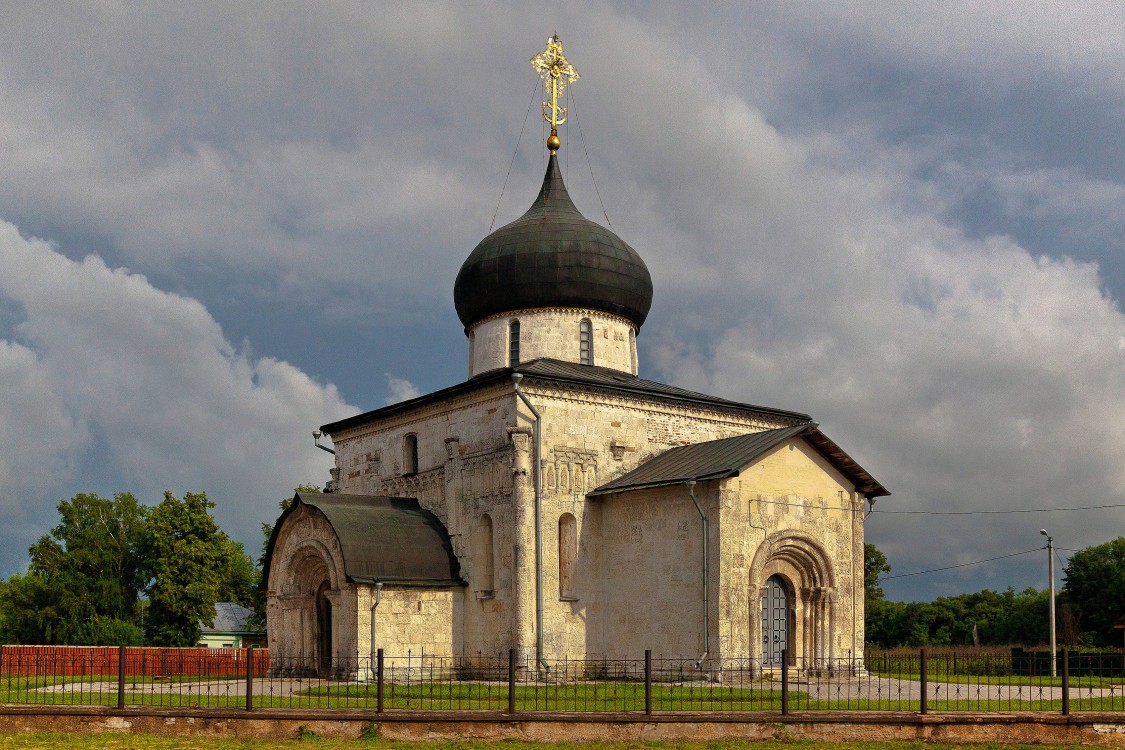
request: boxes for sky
[1,2,1123,603]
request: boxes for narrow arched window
[467,330,475,375]
[579,319,592,365]
[477,514,495,595]
[403,433,418,475]
[558,513,577,599]
[509,319,520,367]
[629,328,637,374]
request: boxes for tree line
[0,491,262,647]
[3,489,1122,649]
[864,540,1125,648]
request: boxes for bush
[74,616,145,646]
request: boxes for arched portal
[762,575,790,666]
[750,531,837,669]
[316,579,333,675]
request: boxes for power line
[754,496,1125,516]
[879,547,1041,580]
[872,502,1125,516]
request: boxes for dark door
[316,580,332,675]
[762,575,789,666]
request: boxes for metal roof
[589,424,890,499]
[201,602,255,635]
[454,152,653,330]
[321,358,810,435]
[262,493,465,587]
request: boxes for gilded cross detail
[530,34,580,140]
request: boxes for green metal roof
[588,424,890,499]
[262,492,465,588]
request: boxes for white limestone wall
[320,374,863,665]
[265,504,357,669]
[583,487,711,660]
[364,586,462,660]
[468,308,637,376]
[522,383,803,662]
[330,384,521,659]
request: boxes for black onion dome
[454,154,653,330]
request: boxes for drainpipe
[511,374,548,673]
[687,480,709,670]
[313,430,336,454]
[369,581,382,681]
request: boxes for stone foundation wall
[4,708,1123,745]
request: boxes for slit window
[477,514,494,594]
[509,320,520,366]
[579,319,592,365]
[559,513,577,599]
[403,433,418,475]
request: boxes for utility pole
[1040,529,1056,678]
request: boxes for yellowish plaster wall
[718,438,866,666]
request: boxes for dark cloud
[1,3,1122,601]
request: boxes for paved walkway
[30,674,1125,709]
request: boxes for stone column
[509,427,536,662]
[801,587,813,667]
[443,437,463,555]
[278,593,314,671]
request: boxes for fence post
[781,649,789,716]
[507,648,517,715]
[919,648,928,715]
[117,645,126,710]
[1061,650,1070,716]
[376,648,384,713]
[644,649,652,716]
[244,645,254,711]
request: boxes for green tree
[217,538,259,608]
[0,492,148,644]
[1062,536,1125,645]
[142,491,231,646]
[864,543,891,606]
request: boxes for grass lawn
[1,737,1124,750]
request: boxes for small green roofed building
[197,602,264,649]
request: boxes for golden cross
[530,34,579,151]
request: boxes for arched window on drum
[579,319,593,365]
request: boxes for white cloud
[0,3,1123,600]
[384,373,422,405]
[644,97,1125,597]
[0,220,357,568]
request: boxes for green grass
[3,675,1123,713]
[866,671,1123,688]
[305,681,788,711]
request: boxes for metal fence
[2,646,1123,714]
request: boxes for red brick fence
[0,645,270,677]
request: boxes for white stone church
[263,42,888,675]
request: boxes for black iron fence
[2,646,1123,714]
